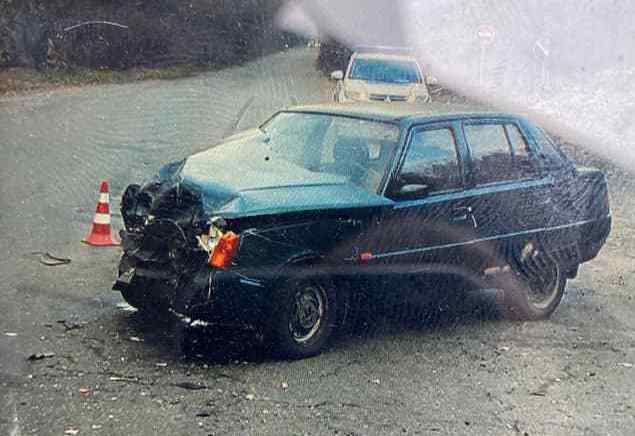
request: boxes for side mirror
[330,70,344,81]
[394,184,430,200]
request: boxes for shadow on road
[111,284,503,365]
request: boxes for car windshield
[349,58,422,84]
[234,112,401,194]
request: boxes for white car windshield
[349,58,422,84]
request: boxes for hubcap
[289,284,325,343]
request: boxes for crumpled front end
[113,176,212,312]
[113,170,275,324]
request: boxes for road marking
[9,391,20,436]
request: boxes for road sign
[477,24,496,46]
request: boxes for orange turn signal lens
[209,231,240,269]
[359,252,373,263]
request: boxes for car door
[363,122,478,281]
[460,119,558,271]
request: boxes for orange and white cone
[83,181,120,246]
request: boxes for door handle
[450,206,478,228]
[449,206,471,222]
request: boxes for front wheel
[271,279,337,359]
[497,250,566,320]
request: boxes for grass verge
[0,64,206,96]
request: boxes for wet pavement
[1,48,634,435]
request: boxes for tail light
[209,231,240,269]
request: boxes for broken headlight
[121,184,153,231]
[196,217,240,270]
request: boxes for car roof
[284,102,513,125]
[352,52,419,62]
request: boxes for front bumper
[114,264,271,322]
[113,228,272,324]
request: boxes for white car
[331,49,431,104]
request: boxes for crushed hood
[160,132,394,219]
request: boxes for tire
[497,250,566,320]
[271,278,338,359]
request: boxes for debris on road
[116,302,137,312]
[109,376,139,383]
[29,251,71,266]
[173,382,208,391]
[27,352,55,361]
[57,319,87,331]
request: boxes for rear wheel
[498,249,566,320]
[271,278,337,359]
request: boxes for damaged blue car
[114,103,611,358]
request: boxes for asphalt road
[1,48,634,435]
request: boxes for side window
[464,124,514,184]
[398,127,461,193]
[527,125,568,170]
[506,123,537,177]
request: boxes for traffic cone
[83,181,120,246]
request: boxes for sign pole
[479,44,485,87]
[476,24,496,89]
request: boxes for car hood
[163,138,394,219]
